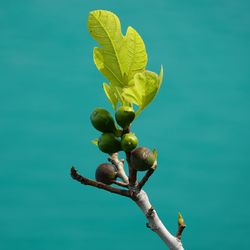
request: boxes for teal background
[1,0,250,249]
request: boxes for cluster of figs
[90,106,156,185]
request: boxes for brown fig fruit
[130,147,155,171]
[95,163,117,185]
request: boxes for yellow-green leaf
[89,10,125,87]
[121,73,145,106]
[139,70,161,111]
[122,66,164,115]
[88,10,148,88]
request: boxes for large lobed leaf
[88,10,147,88]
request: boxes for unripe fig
[95,163,117,185]
[115,106,135,129]
[98,133,121,154]
[90,108,116,133]
[121,132,138,152]
[130,147,155,171]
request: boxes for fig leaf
[122,66,164,116]
[88,10,147,88]
[89,10,163,113]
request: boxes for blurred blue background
[1,0,250,249]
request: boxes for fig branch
[70,167,130,197]
[70,9,186,250]
[138,161,157,190]
[71,154,185,250]
[108,153,129,184]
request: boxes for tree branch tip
[178,212,186,227]
[71,166,78,178]
[176,212,186,240]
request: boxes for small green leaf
[121,66,164,115]
[137,70,160,113]
[91,138,99,146]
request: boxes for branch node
[146,222,156,232]
[108,153,129,184]
[146,206,155,218]
[111,180,129,188]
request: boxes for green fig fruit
[95,163,117,185]
[90,108,117,133]
[115,106,135,129]
[121,132,138,152]
[98,133,121,154]
[130,147,155,171]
